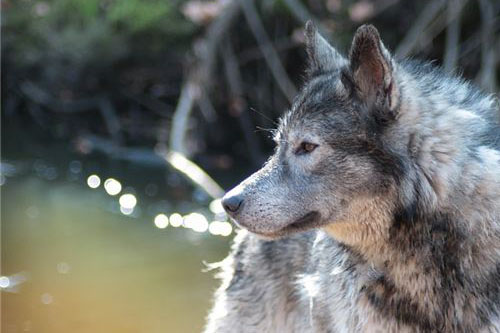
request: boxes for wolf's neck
[323,194,395,265]
[323,197,454,299]
[323,195,394,256]
[324,175,499,294]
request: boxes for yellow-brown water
[2,176,231,332]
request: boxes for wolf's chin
[282,211,322,232]
[233,211,322,238]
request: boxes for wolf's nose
[222,194,243,214]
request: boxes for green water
[1,166,232,332]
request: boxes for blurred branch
[395,0,446,58]
[80,134,165,166]
[27,103,48,129]
[21,82,122,143]
[281,0,328,36]
[396,0,469,58]
[477,0,497,92]
[120,89,173,117]
[237,0,297,102]
[170,82,199,154]
[81,134,224,199]
[424,0,468,51]
[198,90,218,123]
[221,39,265,166]
[458,17,500,63]
[98,98,123,144]
[169,2,240,155]
[20,82,101,112]
[349,0,400,22]
[164,150,224,199]
[238,37,299,65]
[443,0,463,73]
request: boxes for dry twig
[395,0,447,58]
[169,2,240,155]
[221,39,265,166]
[477,0,497,92]
[237,0,297,102]
[82,134,224,199]
[443,0,463,73]
[281,0,328,36]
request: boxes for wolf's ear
[305,21,346,75]
[349,25,398,111]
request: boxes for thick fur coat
[204,23,500,332]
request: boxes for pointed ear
[349,25,398,111]
[304,21,347,75]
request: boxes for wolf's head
[222,23,409,239]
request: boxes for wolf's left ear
[349,25,399,112]
[305,21,347,75]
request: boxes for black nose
[222,194,243,214]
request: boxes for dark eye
[295,142,318,155]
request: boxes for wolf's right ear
[348,25,398,112]
[305,21,346,75]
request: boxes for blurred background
[1,0,500,332]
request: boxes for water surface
[2,158,233,332]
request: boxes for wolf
[204,22,500,332]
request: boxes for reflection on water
[103,178,122,196]
[1,158,234,332]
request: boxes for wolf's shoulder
[400,58,500,150]
[400,59,496,111]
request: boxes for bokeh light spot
[87,175,101,188]
[209,199,225,214]
[104,178,122,196]
[154,214,169,229]
[209,221,233,236]
[169,213,183,227]
[219,222,233,236]
[69,160,82,174]
[119,194,137,209]
[26,206,39,219]
[56,262,71,274]
[41,293,53,305]
[0,276,10,288]
[184,213,208,233]
[120,206,134,215]
[87,174,101,189]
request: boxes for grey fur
[205,23,500,333]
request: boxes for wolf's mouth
[231,211,321,238]
[281,211,321,232]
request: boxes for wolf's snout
[222,192,243,214]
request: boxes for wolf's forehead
[292,72,346,113]
[275,72,348,141]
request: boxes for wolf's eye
[295,142,318,155]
